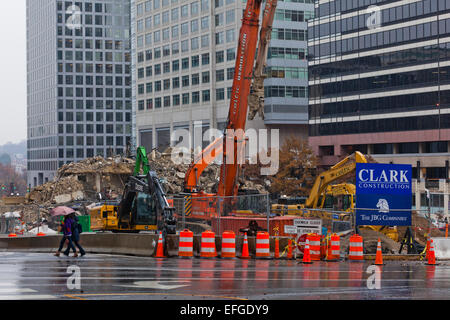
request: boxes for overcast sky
[0,1,27,145]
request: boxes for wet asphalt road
[0,252,449,300]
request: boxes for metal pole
[182,197,186,230]
[266,193,270,234]
[38,206,40,235]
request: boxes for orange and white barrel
[307,233,321,261]
[200,230,217,258]
[178,229,194,258]
[348,234,364,261]
[221,231,236,258]
[255,232,270,258]
[329,234,341,260]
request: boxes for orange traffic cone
[155,231,165,258]
[37,232,46,236]
[274,237,280,259]
[426,237,431,261]
[302,239,312,264]
[240,233,250,259]
[375,238,384,265]
[8,233,17,238]
[427,239,436,266]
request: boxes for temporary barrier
[348,234,364,261]
[221,231,236,258]
[8,233,17,238]
[326,234,340,261]
[178,229,194,258]
[155,231,165,258]
[240,233,250,259]
[274,237,280,259]
[307,233,321,261]
[427,239,436,265]
[200,231,217,258]
[375,238,384,265]
[431,237,450,260]
[255,231,270,258]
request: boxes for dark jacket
[71,216,81,242]
[62,217,73,237]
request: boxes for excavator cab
[131,192,157,227]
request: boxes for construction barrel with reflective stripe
[255,232,270,258]
[348,234,364,261]
[221,231,236,258]
[326,234,341,261]
[200,230,217,258]
[307,233,321,261]
[178,229,194,257]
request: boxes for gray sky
[0,1,27,145]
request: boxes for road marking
[0,295,57,300]
[116,281,191,290]
[0,288,37,293]
[64,292,248,300]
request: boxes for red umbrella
[50,206,75,217]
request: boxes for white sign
[294,219,322,228]
[297,227,320,235]
[284,225,298,234]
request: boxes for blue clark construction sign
[356,163,412,226]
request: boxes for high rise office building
[27,0,132,187]
[132,0,314,152]
[308,0,450,183]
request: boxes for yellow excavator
[272,151,399,241]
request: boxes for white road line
[0,295,57,300]
[0,288,37,293]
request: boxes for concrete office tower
[308,0,450,211]
[27,0,132,187]
[132,0,314,152]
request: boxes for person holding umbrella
[63,213,86,257]
[51,206,78,257]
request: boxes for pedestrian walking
[64,214,86,257]
[54,215,77,257]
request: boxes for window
[191,37,199,50]
[216,69,224,82]
[182,57,189,69]
[172,60,180,71]
[226,9,235,24]
[181,39,189,52]
[226,67,234,80]
[202,53,210,65]
[202,90,210,102]
[163,62,170,73]
[216,88,225,100]
[191,1,199,15]
[181,22,189,35]
[191,19,199,32]
[191,55,200,67]
[182,75,190,87]
[201,16,209,30]
[182,93,190,105]
[201,35,209,48]
[164,79,170,90]
[227,48,235,61]
[172,25,179,38]
[162,10,170,24]
[192,91,200,103]
[215,32,224,44]
[163,28,170,40]
[181,5,189,17]
[173,95,180,106]
[215,13,224,26]
[216,51,224,63]
[172,8,179,21]
[172,77,180,88]
[226,29,235,42]
[202,71,210,83]
[192,73,200,85]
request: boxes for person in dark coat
[54,215,77,257]
[64,214,86,257]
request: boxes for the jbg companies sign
[356,163,412,226]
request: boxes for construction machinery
[182,0,278,218]
[89,147,177,235]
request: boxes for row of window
[310,66,450,99]
[58,123,132,135]
[309,90,450,118]
[264,86,308,98]
[268,47,307,60]
[56,147,126,160]
[57,13,129,27]
[57,1,126,14]
[58,75,131,87]
[266,67,308,79]
[137,69,234,94]
[57,87,132,99]
[57,50,129,63]
[137,16,210,35]
[137,0,215,17]
[310,19,450,59]
[137,29,235,48]
[57,25,130,39]
[57,62,131,74]
[312,0,449,38]
[57,112,130,122]
[58,136,127,147]
[58,38,125,50]
[138,90,212,109]
[309,115,450,136]
[57,99,132,110]
[138,49,235,67]
[272,28,307,41]
[309,43,450,80]
[274,9,314,23]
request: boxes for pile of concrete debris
[25,150,270,206]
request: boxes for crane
[184,0,278,197]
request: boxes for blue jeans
[58,236,76,253]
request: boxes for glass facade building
[132,0,314,152]
[27,0,132,187]
[308,0,450,180]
